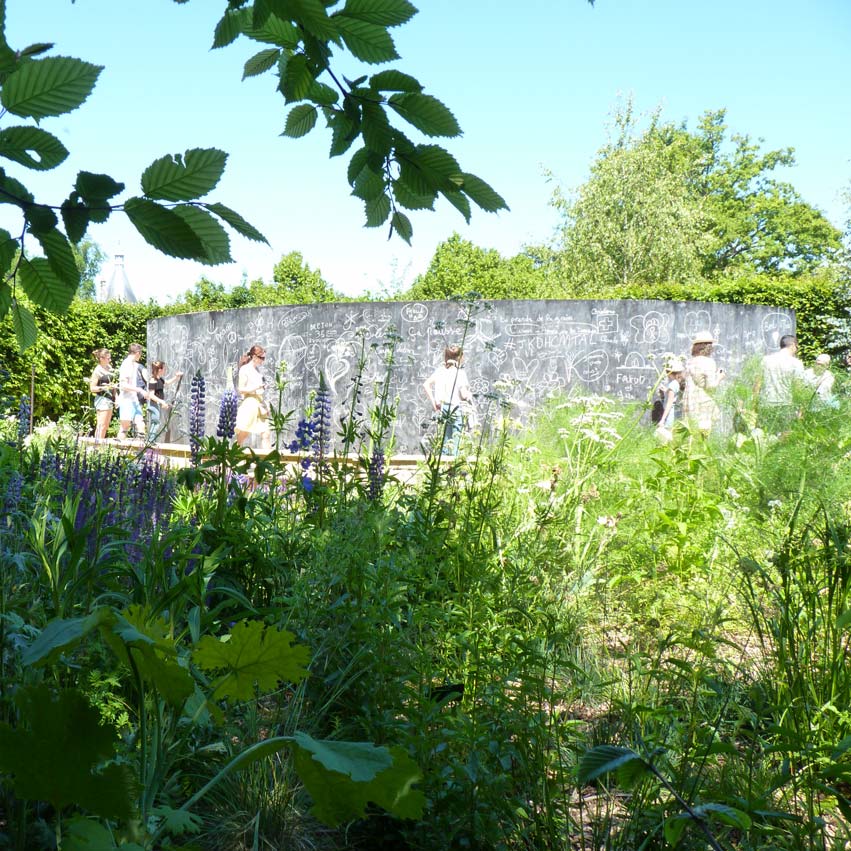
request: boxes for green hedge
[593,271,842,360]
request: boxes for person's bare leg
[236,430,249,447]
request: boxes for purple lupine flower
[313,373,332,461]
[288,417,318,454]
[216,389,239,440]
[189,372,206,466]
[3,471,23,517]
[16,396,30,446]
[367,447,386,501]
[301,475,314,492]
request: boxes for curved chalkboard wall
[147,298,794,452]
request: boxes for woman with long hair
[89,348,116,439]
[235,344,272,451]
[682,332,725,434]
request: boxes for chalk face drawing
[147,298,794,452]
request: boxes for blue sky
[2,0,850,302]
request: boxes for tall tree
[405,233,551,301]
[550,103,842,293]
[72,238,106,300]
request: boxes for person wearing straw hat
[655,356,686,443]
[804,352,835,407]
[682,331,725,434]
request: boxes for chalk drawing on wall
[630,311,671,344]
[761,312,795,349]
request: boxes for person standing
[235,344,272,451]
[89,348,116,439]
[755,334,806,430]
[804,353,835,408]
[682,332,725,434]
[117,343,154,440]
[423,345,472,456]
[654,358,685,443]
[147,361,183,442]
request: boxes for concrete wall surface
[147,298,795,452]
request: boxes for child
[655,358,685,443]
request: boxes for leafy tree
[71,238,106,300]
[0,0,505,350]
[550,102,842,293]
[550,103,710,293]
[405,233,551,300]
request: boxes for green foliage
[405,232,553,300]
[0,0,504,350]
[0,685,134,819]
[549,100,842,293]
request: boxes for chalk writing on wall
[147,298,794,452]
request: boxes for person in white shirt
[117,342,161,440]
[235,344,271,451]
[423,345,472,457]
[804,353,835,407]
[755,334,806,430]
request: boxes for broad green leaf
[23,609,114,667]
[26,204,57,234]
[347,147,371,185]
[10,299,37,351]
[391,210,412,243]
[193,619,310,703]
[577,745,644,785]
[694,802,752,830]
[292,733,424,826]
[0,227,17,271]
[0,686,134,819]
[442,188,471,223]
[275,0,339,39]
[1,56,102,119]
[391,176,435,210]
[75,171,124,223]
[283,103,318,138]
[836,608,851,631]
[280,53,314,103]
[335,17,398,64]
[389,92,460,138]
[204,202,269,244]
[243,47,280,79]
[212,7,249,48]
[34,228,80,289]
[461,172,508,213]
[150,806,202,837]
[352,166,386,202]
[401,144,462,193]
[307,80,338,106]
[19,42,54,59]
[364,192,391,227]
[0,282,11,319]
[340,0,417,27]
[61,195,89,243]
[63,817,118,851]
[172,205,232,266]
[124,197,205,259]
[663,814,689,847]
[18,256,75,313]
[361,102,393,155]
[141,148,228,202]
[369,68,422,92]
[0,169,34,206]
[328,110,358,157]
[0,126,68,170]
[243,12,300,47]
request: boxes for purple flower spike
[189,372,207,466]
[216,389,239,440]
[367,447,386,501]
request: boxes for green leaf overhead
[212,6,250,48]
[389,92,460,137]
[0,56,102,119]
[34,228,81,289]
[243,47,280,79]
[193,619,310,703]
[364,192,391,227]
[0,281,11,319]
[10,299,37,351]
[204,202,270,244]
[0,227,16,273]
[277,0,339,40]
[124,197,205,259]
[60,195,89,243]
[577,745,645,785]
[341,0,418,27]
[0,685,134,819]
[283,103,318,138]
[0,126,69,171]
[390,209,412,243]
[141,148,228,202]
[19,256,75,313]
[75,171,125,223]
[280,53,314,102]
[335,17,399,64]
[461,172,508,213]
[369,68,422,92]
[243,12,300,47]
[172,205,233,265]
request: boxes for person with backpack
[653,358,685,443]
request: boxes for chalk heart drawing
[570,349,609,383]
[305,343,322,372]
[630,311,670,344]
[511,356,541,386]
[684,309,712,338]
[324,354,350,394]
[401,302,429,323]
[487,348,507,368]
